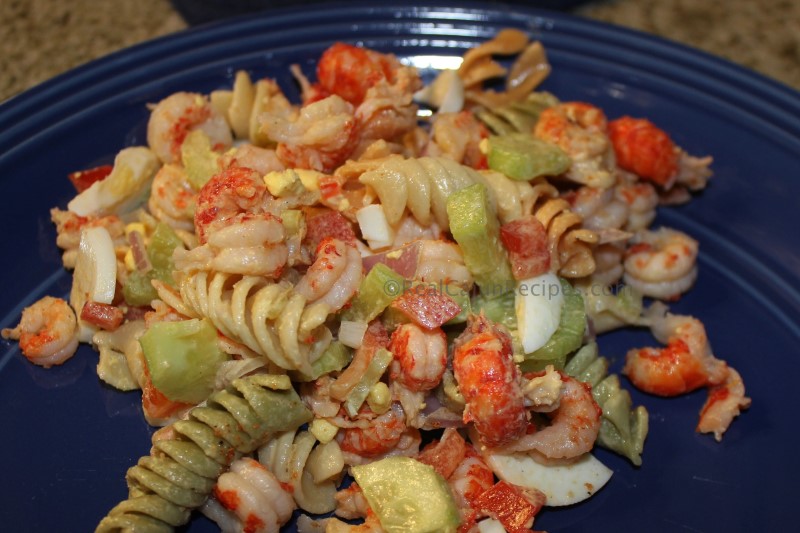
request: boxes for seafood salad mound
[2,29,750,533]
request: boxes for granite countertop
[1,0,798,103]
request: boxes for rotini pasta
[528,179,599,278]
[210,70,282,146]
[474,91,559,135]
[564,342,648,466]
[157,271,332,374]
[258,429,344,514]
[95,374,313,533]
[354,155,533,228]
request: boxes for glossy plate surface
[1,2,798,531]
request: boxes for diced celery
[519,279,585,372]
[140,318,230,404]
[181,130,220,190]
[487,133,571,181]
[341,264,405,323]
[344,348,393,417]
[446,183,514,294]
[353,457,460,533]
[123,223,184,306]
[472,290,517,330]
[291,341,353,382]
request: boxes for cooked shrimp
[608,116,679,187]
[333,484,370,520]
[453,314,528,447]
[265,95,359,172]
[389,323,447,392]
[448,446,495,530]
[147,91,233,164]
[2,296,79,368]
[675,151,713,191]
[499,374,601,460]
[624,310,728,396]
[697,366,751,441]
[316,42,403,106]
[615,181,658,231]
[567,186,629,231]
[355,65,422,149]
[212,458,295,533]
[194,166,271,243]
[147,164,196,232]
[294,237,362,312]
[391,216,444,247]
[534,102,616,189]
[337,403,408,459]
[623,227,698,299]
[50,208,125,269]
[426,110,488,168]
[416,239,474,289]
[221,143,285,176]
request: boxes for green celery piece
[181,130,220,191]
[353,457,460,533]
[487,133,571,181]
[123,223,184,306]
[443,283,472,325]
[471,290,516,330]
[446,183,514,295]
[291,341,353,382]
[140,318,230,404]
[341,264,405,323]
[519,278,585,372]
[344,348,393,417]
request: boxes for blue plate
[1,2,799,532]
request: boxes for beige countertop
[1,0,798,103]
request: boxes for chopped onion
[339,320,368,349]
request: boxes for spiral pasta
[564,342,648,465]
[528,179,599,278]
[354,156,533,228]
[210,70,282,146]
[258,429,344,514]
[95,374,313,533]
[157,271,332,374]
[474,91,559,135]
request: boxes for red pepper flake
[214,487,240,512]
[243,514,265,533]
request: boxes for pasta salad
[2,29,751,533]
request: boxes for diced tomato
[417,428,467,479]
[361,241,421,278]
[474,481,546,533]
[390,285,462,329]
[608,116,678,186]
[80,301,124,331]
[141,370,192,421]
[304,207,357,250]
[500,215,551,280]
[68,164,113,193]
